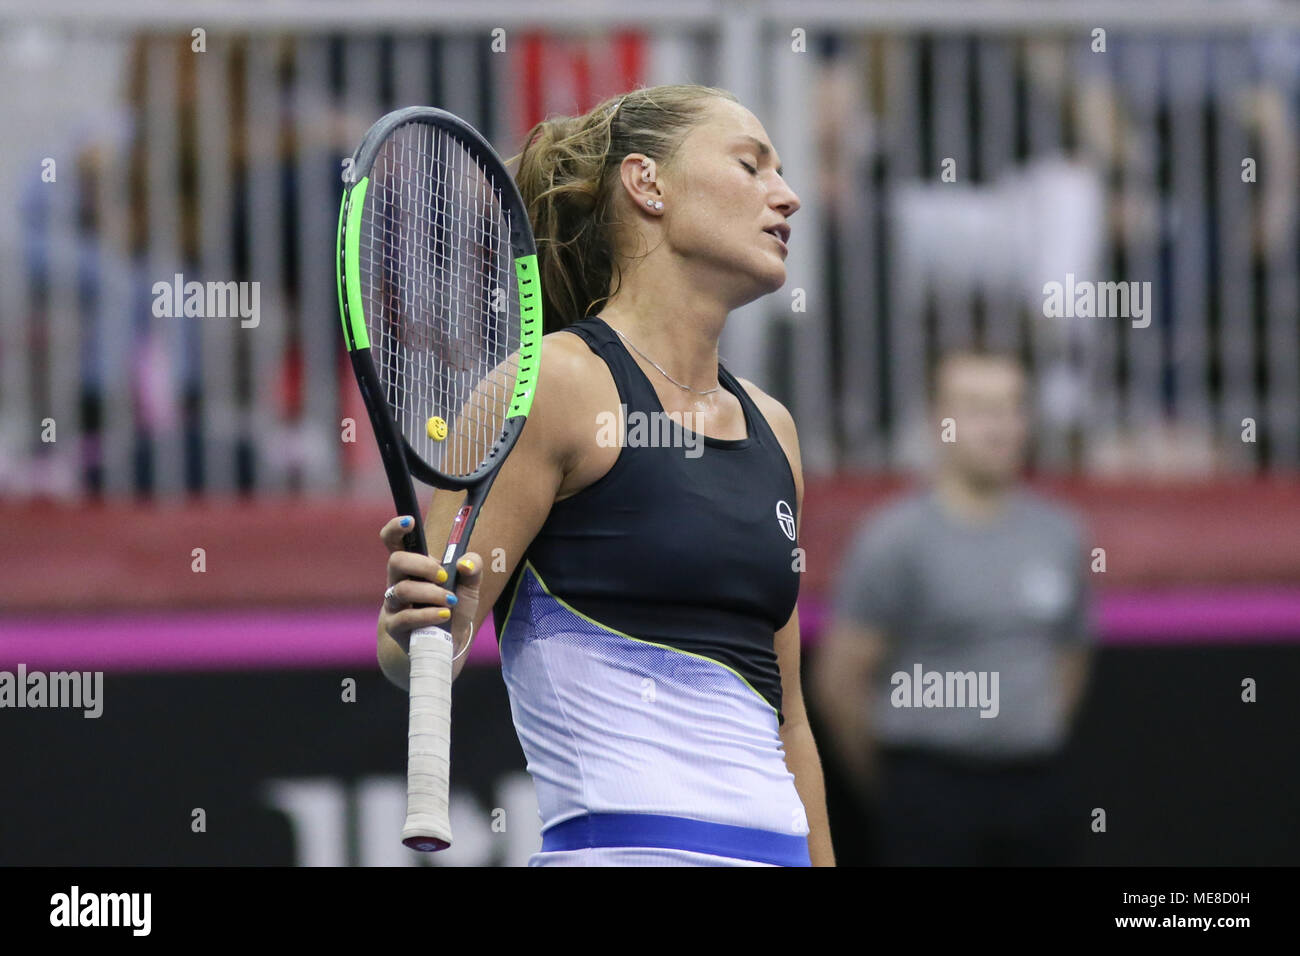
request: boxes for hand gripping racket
[336,107,541,851]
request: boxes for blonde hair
[507,84,738,331]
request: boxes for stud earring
[645,199,663,210]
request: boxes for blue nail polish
[399,516,413,528]
[446,593,458,606]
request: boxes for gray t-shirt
[834,487,1094,759]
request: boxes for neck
[598,247,737,393]
[934,469,1012,524]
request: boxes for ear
[616,153,663,213]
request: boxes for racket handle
[401,625,454,851]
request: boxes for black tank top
[492,315,801,722]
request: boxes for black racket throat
[348,343,504,598]
[396,479,492,610]
[343,349,483,609]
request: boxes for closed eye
[739,160,757,175]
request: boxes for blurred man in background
[814,349,1094,865]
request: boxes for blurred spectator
[814,349,1095,865]
[13,33,357,497]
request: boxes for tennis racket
[336,106,542,851]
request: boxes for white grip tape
[402,625,454,850]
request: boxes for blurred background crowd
[0,1,1297,866]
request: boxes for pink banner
[2,589,1298,672]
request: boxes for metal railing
[0,1,1296,499]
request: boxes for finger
[387,551,448,587]
[386,580,460,609]
[383,583,406,612]
[389,606,455,632]
[379,515,420,554]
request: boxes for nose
[771,176,800,217]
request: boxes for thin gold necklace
[611,326,721,396]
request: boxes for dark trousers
[875,746,1081,866]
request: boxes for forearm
[377,611,480,690]
[781,717,836,867]
[377,616,410,691]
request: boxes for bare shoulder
[734,376,803,484]
[526,328,616,464]
[542,326,600,362]
[734,376,799,449]
[533,328,617,407]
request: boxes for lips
[763,223,791,245]
[762,223,790,254]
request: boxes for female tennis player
[374,84,833,867]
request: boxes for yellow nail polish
[435,568,448,584]
[459,559,474,573]
[437,608,452,620]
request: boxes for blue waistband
[540,812,812,867]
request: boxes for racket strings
[360,121,521,479]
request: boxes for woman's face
[659,98,800,303]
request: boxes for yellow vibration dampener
[427,416,448,441]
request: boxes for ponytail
[507,84,737,332]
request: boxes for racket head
[337,107,542,492]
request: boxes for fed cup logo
[776,500,796,541]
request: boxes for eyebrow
[734,135,783,177]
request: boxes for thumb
[379,515,420,554]
[448,552,484,655]
[452,552,484,598]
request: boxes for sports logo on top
[775,500,796,541]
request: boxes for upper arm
[735,377,905,716]
[422,332,594,633]
[737,377,803,522]
[774,606,807,729]
[735,378,808,727]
